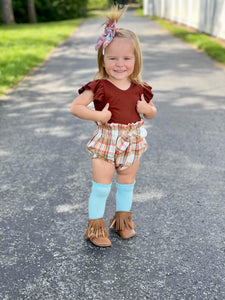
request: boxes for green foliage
[136,0,143,8]
[0,19,84,95]
[107,0,129,5]
[87,0,108,10]
[136,8,143,16]
[35,0,88,22]
[2,0,89,24]
[12,0,28,23]
[153,17,225,64]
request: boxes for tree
[27,0,36,23]
[1,0,15,24]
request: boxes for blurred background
[1,0,224,40]
[144,0,225,41]
[0,0,141,24]
[1,0,224,96]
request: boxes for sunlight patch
[172,97,225,110]
[35,126,72,137]
[0,150,10,157]
[23,206,35,212]
[187,163,205,170]
[133,191,164,203]
[56,204,81,213]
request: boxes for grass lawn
[0,18,85,96]
[136,8,225,65]
[0,9,109,97]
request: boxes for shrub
[3,0,89,24]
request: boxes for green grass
[152,17,225,64]
[87,0,108,10]
[0,18,85,96]
[136,7,143,17]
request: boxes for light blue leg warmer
[116,181,135,212]
[88,181,112,219]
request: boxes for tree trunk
[27,0,37,23]
[1,0,15,24]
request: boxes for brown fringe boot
[109,211,135,239]
[84,218,112,247]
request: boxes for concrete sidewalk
[1,10,225,299]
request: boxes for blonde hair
[94,6,145,86]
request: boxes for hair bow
[95,20,117,55]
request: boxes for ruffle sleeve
[142,84,154,103]
[78,80,105,102]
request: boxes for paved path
[1,10,225,300]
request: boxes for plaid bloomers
[86,119,148,170]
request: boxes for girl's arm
[70,90,111,123]
[136,94,157,119]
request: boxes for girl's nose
[116,59,123,67]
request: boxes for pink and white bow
[95,20,117,54]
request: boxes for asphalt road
[1,10,225,300]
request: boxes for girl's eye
[124,57,131,60]
[110,58,116,60]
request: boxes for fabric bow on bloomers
[95,20,117,54]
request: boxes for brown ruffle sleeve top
[78,79,153,125]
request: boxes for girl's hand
[137,94,157,119]
[100,103,112,123]
[136,94,149,114]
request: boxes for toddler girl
[70,6,157,247]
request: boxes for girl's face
[103,37,135,84]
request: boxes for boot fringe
[84,218,109,239]
[109,211,135,231]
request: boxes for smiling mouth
[114,70,126,73]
